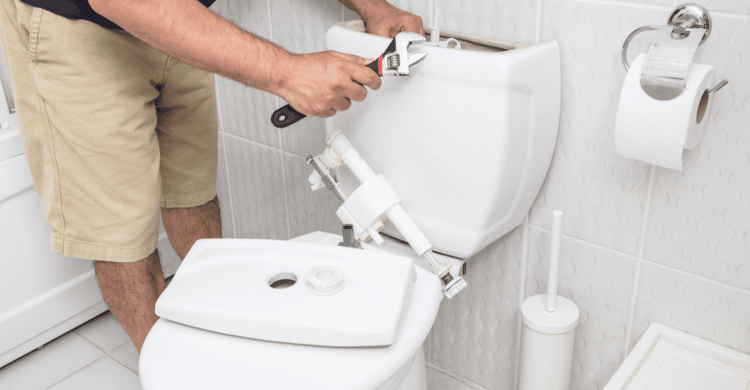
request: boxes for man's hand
[340,0,425,38]
[277,52,382,118]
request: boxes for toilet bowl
[140,231,444,390]
[140,21,561,390]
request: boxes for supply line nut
[443,277,468,299]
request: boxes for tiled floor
[0,312,478,390]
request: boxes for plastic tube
[546,210,563,312]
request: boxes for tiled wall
[210,0,750,389]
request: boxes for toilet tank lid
[155,239,417,347]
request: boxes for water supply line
[307,132,467,299]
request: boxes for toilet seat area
[139,232,444,390]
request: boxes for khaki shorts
[0,0,219,262]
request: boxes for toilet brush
[517,210,579,390]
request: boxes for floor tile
[74,313,130,353]
[110,341,139,373]
[426,366,485,390]
[0,333,104,390]
[47,356,142,390]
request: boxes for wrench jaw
[379,31,427,76]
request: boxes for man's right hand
[276,51,382,118]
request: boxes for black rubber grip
[271,105,306,128]
[367,58,380,76]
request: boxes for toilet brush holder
[518,210,579,390]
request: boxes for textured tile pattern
[283,154,342,238]
[216,76,279,148]
[429,227,524,390]
[224,136,289,239]
[217,132,236,238]
[690,0,750,15]
[643,15,750,291]
[529,0,666,256]
[525,227,638,390]
[629,263,750,355]
[212,0,280,147]
[436,0,536,43]
[270,0,340,157]
[210,1,750,390]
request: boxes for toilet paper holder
[621,3,728,101]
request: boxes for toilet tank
[326,21,560,259]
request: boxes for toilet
[139,21,561,390]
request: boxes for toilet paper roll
[615,53,715,171]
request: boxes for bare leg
[161,195,223,260]
[94,250,165,353]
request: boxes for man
[0,0,423,352]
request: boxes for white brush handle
[546,210,563,312]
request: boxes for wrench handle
[271,104,306,128]
[270,57,381,129]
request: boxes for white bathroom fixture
[140,21,560,390]
[325,20,560,260]
[308,132,467,298]
[604,323,750,389]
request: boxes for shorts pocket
[27,6,42,63]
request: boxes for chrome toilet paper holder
[621,3,727,101]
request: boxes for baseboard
[0,270,107,368]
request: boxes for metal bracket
[621,4,715,101]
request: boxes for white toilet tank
[327,21,561,259]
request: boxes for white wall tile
[212,0,280,146]
[643,15,750,290]
[283,154,342,238]
[270,0,341,157]
[217,133,236,238]
[690,0,750,16]
[216,76,280,147]
[525,226,637,390]
[629,262,750,355]
[602,0,673,6]
[529,0,669,256]
[388,0,431,25]
[224,136,289,239]
[429,227,525,390]
[435,0,536,43]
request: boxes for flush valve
[307,131,468,299]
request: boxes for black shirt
[20,0,217,30]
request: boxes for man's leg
[161,196,222,260]
[94,250,165,353]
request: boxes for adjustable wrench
[270,31,428,128]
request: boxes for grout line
[625,164,655,353]
[638,165,656,259]
[220,133,238,238]
[527,223,641,262]
[624,259,642,352]
[43,355,108,390]
[527,224,750,295]
[215,79,238,238]
[513,220,530,390]
[535,0,542,43]
[280,150,292,240]
[223,131,308,159]
[425,362,489,390]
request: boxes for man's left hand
[358,2,424,38]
